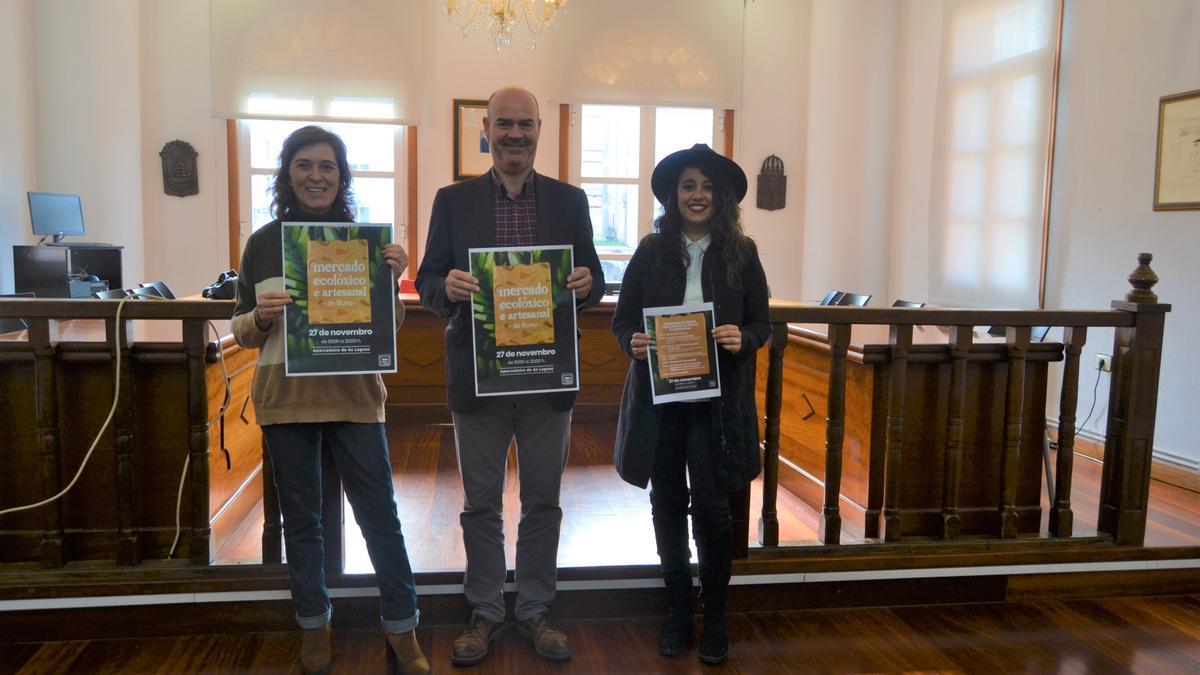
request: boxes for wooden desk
[0,300,257,566]
[755,321,1063,539]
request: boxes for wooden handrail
[753,253,1170,554]
[0,298,236,321]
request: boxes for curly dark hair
[270,125,356,221]
[652,163,752,288]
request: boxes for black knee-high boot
[693,505,731,664]
[652,512,694,656]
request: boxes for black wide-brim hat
[651,143,748,206]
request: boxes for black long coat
[611,233,771,494]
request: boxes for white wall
[736,0,811,302]
[1045,0,1200,470]
[138,0,228,296]
[32,0,145,287]
[801,0,899,304]
[0,0,36,294]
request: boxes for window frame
[567,104,724,273]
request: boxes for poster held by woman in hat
[610,144,772,665]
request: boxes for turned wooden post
[819,323,851,545]
[882,324,912,542]
[999,326,1031,538]
[29,319,65,568]
[757,322,788,547]
[1049,326,1087,536]
[183,319,213,564]
[941,326,972,540]
[1098,253,1170,546]
[107,314,139,566]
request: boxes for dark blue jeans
[262,422,419,633]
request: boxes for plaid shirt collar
[489,168,537,201]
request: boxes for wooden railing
[0,299,235,566]
[747,253,1170,553]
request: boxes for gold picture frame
[1153,89,1200,211]
[453,98,490,182]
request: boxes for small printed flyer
[468,245,579,397]
[281,222,397,376]
[643,302,721,404]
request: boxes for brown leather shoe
[451,613,505,666]
[385,629,430,674]
[300,623,331,675]
[517,612,571,662]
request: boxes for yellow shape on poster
[307,239,372,325]
[493,262,554,346]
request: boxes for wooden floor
[4,594,1198,673]
[213,422,1200,570]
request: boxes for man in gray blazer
[416,86,604,666]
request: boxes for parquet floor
[212,422,1200,570]
[5,594,1198,673]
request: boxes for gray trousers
[452,396,572,622]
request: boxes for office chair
[819,290,845,306]
[837,292,871,307]
[892,299,925,308]
[94,288,130,300]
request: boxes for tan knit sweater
[232,217,405,426]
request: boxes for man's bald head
[483,86,542,181]
[487,86,540,120]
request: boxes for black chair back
[892,299,925,308]
[94,289,130,300]
[837,292,871,307]
[819,290,845,306]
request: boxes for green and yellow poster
[643,302,721,404]
[469,245,578,396]
[282,222,396,376]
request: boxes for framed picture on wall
[453,98,491,181]
[1153,89,1200,211]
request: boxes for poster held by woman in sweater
[468,245,579,396]
[282,222,397,376]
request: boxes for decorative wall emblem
[756,154,786,211]
[160,140,199,197]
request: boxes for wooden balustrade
[751,253,1170,553]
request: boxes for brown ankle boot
[385,629,430,674]
[300,623,331,674]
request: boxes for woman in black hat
[611,144,771,664]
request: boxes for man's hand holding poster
[282,222,397,376]
[643,303,721,404]
[469,245,579,396]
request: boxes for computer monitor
[28,192,85,243]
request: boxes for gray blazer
[415,172,605,413]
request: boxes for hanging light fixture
[444,0,569,51]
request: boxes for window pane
[600,259,632,284]
[584,183,639,254]
[249,119,308,169]
[329,97,396,120]
[250,174,275,231]
[654,107,714,164]
[329,122,396,173]
[350,177,395,225]
[580,105,640,178]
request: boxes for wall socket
[1096,353,1113,372]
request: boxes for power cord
[1078,365,1103,432]
[0,295,135,517]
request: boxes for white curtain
[928,0,1060,308]
[210,0,424,124]
[543,0,745,108]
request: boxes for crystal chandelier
[444,0,569,51]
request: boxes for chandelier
[444,0,570,51]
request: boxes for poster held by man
[282,222,398,376]
[643,302,721,404]
[469,244,579,396]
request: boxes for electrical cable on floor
[1078,366,1103,432]
[0,295,133,517]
